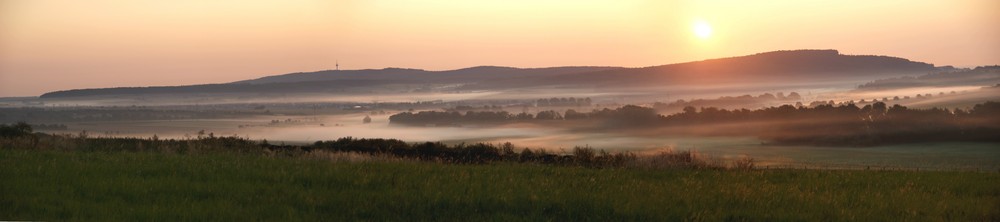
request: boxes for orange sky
[1,0,998,97]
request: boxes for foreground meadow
[2,149,998,221]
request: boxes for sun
[693,20,712,39]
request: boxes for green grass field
[2,149,998,221]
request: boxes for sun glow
[2,1,999,96]
[693,20,713,39]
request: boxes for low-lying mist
[8,75,1000,170]
[25,109,998,170]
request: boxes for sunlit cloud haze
[1,0,998,96]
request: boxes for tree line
[661,101,1000,146]
[389,101,1000,146]
[536,97,592,107]
[653,92,803,112]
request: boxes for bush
[0,122,33,138]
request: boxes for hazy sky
[1,0,998,97]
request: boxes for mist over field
[4,57,999,170]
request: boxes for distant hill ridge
[516,49,937,87]
[40,49,940,98]
[231,66,622,85]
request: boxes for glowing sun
[693,20,712,39]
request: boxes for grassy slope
[1,149,998,221]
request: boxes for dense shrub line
[298,138,641,167]
[2,126,725,168]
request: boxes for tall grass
[1,149,997,221]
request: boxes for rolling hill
[40,49,941,98]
